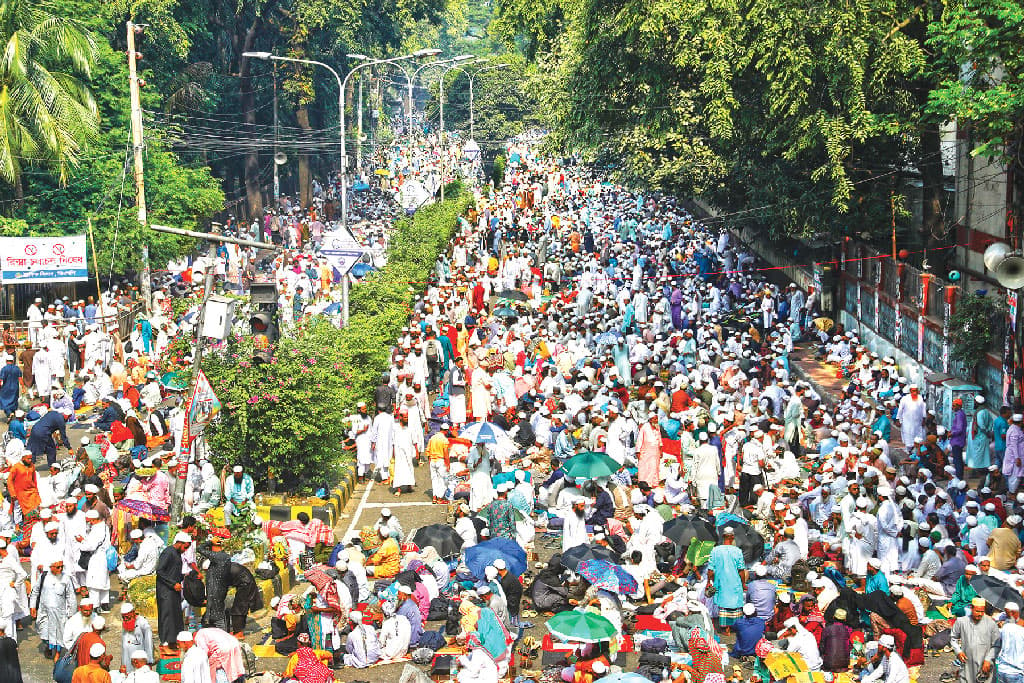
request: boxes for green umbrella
[563,452,620,479]
[160,372,189,391]
[546,610,618,643]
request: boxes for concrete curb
[130,465,358,622]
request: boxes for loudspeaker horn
[995,253,1024,290]
[984,241,1012,271]
[274,151,287,165]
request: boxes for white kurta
[79,523,111,590]
[391,424,417,489]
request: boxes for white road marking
[341,479,375,541]
[361,501,438,508]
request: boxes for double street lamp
[243,48,440,234]
[243,47,440,325]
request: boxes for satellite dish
[274,151,287,165]
[995,253,1024,290]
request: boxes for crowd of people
[3,128,1024,683]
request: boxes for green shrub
[199,187,474,493]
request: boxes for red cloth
[109,421,133,444]
[263,518,334,546]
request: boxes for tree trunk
[918,121,944,245]
[296,104,312,208]
[239,27,263,220]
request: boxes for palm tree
[0,0,98,194]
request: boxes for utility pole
[169,264,216,522]
[273,61,279,211]
[126,21,151,314]
[357,75,364,176]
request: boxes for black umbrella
[562,543,617,571]
[663,515,717,548]
[716,521,766,564]
[412,524,464,558]
[495,289,529,302]
[971,575,1022,609]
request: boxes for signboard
[1,235,88,283]
[184,369,221,442]
[321,248,367,276]
[322,226,361,250]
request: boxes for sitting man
[222,465,255,525]
[120,527,165,584]
[365,527,400,579]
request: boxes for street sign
[322,226,361,250]
[321,248,367,276]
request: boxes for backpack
[418,629,446,651]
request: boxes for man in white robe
[561,500,588,553]
[876,486,903,573]
[896,385,927,452]
[179,630,212,683]
[391,412,417,493]
[370,410,395,482]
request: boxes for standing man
[26,297,44,347]
[995,602,1024,683]
[951,597,999,683]
[706,527,748,635]
[426,422,452,504]
[968,396,996,477]
[876,486,902,574]
[27,407,71,467]
[950,398,969,480]
[155,533,189,647]
[896,384,927,454]
[0,355,21,419]
[1003,413,1024,494]
[351,402,374,484]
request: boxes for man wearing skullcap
[72,640,111,683]
[820,607,854,672]
[968,395,996,474]
[862,634,909,683]
[343,611,381,668]
[29,558,76,656]
[155,533,190,647]
[1004,414,1024,493]
[951,597,999,683]
[729,603,765,657]
[996,603,1024,683]
[987,517,1022,571]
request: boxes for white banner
[1,235,89,283]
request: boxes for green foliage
[0,0,99,190]
[926,0,1024,162]
[491,154,506,186]
[949,293,1005,374]
[497,0,951,242]
[201,187,473,494]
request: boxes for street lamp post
[244,48,437,325]
[437,56,476,203]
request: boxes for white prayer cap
[476,585,491,596]
[130,529,143,539]
[176,631,193,642]
[743,603,756,616]
[966,516,978,527]
[85,510,100,520]
[397,585,413,595]
[493,558,507,570]
[84,484,100,493]
[867,558,882,569]
[39,508,53,519]
[856,497,870,508]
[783,617,800,630]
[1009,515,1022,525]
[121,603,135,615]
[130,650,148,660]
[334,559,348,572]
[754,564,767,577]
[1007,603,1021,613]
[89,643,106,658]
[232,465,243,473]
[484,566,499,580]
[985,503,996,512]
[173,532,192,544]
[91,616,105,630]
[976,395,985,404]
[879,635,896,649]
[1015,414,1024,422]
[966,564,979,573]
[349,611,363,623]
[381,507,392,517]
[44,522,60,533]
[592,661,608,674]
[918,538,931,548]
[812,578,828,588]
[877,486,892,496]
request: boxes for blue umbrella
[351,263,375,278]
[352,181,370,191]
[322,302,342,315]
[459,421,511,446]
[464,538,527,578]
[594,331,622,345]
